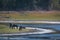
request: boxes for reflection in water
[0,23,60,40]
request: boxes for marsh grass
[0,24,31,34]
[0,11,60,20]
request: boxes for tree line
[0,0,60,11]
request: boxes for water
[0,23,60,40]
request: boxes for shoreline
[0,27,55,36]
[0,20,60,24]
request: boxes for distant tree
[0,0,60,11]
[51,0,60,10]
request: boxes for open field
[0,24,32,34]
[0,11,60,20]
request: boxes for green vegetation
[51,0,60,10]
[0,24,31,34]
[0,0,60,10]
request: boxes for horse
[9,23,25,30]
[9,23,18,29]
[19,26,25,30]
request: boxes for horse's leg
[9,23,12,28]
[16,26,18,29]
[16,25,18,29]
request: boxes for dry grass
[0,11,60,20]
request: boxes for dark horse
[9,23,25,30]
[9,23,18,29]
[19,26,25,30]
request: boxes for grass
[0,11,60,20]
[0,24,31,34]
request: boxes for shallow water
[0,23,60,40]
